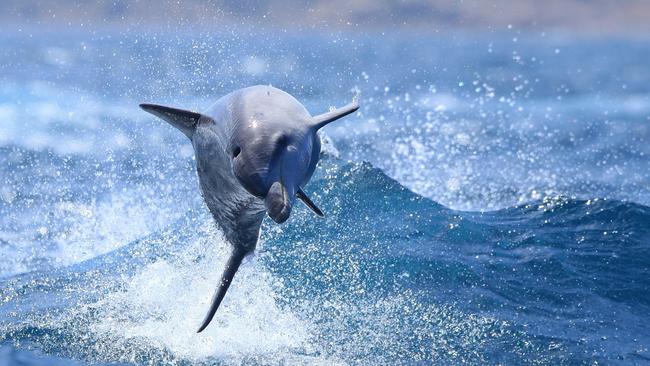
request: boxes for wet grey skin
[140,85,358,333]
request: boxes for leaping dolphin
[140,85,358,332]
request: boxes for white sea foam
[58,218,522,365]
[0,187,186,279]
[51,187,186,266]
[88,223,315,363]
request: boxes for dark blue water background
[0,29,649,365]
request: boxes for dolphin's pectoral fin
[140,103,202,139]
[311,101,360,130]
[296,187,324,217]
[197,247,248,333]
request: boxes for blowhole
[232,146,241,158]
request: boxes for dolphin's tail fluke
[197,247,248,333]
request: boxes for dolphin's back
[205,85,311,131]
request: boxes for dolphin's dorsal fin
[140,103,202,139]
[311,101,359,130]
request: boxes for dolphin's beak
[265,181,293,223]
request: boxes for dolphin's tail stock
[197,247,248,333]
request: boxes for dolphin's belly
[192,115,265,250]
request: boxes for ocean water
[1,29,649,365]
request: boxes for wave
[2,157,650,364]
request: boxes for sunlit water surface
[1,30,649,365]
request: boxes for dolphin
[140,85,358,332]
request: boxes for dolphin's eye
[232,146,241,158]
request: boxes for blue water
[1,29,649,365]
